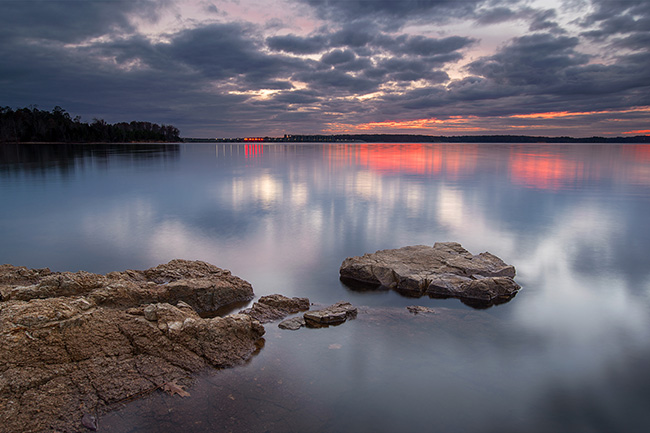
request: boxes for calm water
[2,142,650,432]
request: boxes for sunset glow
[327,106,650,136]
[509,107,650,120]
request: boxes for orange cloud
[325,116,486,134]
[325,106,650,134]
[509,106,650,120]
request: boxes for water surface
[2,142,649,432]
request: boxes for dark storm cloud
[580,0,650,39]
[329,25,377,48]
[163,23,313,88]
[612,32,650,51]
[383,29,650,120]
[268,89,322,105]
[302,0,488,26]
[293,69,380,94]
[379,35,476,57]
[267,28,475,60]
[321,49,356,65]
[473,4,563,33]
[475,6,517,25]
[528,9,563,33]
[373,58,450,83]
[266,34,328,54]
[468,34,588,86]
[1,0,648,137]
[0,0,168,43]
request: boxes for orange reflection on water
[510,150,586,190]
[324,143,478,178]
[323,143,650,190]
[622,144,650,161]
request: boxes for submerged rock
[340,242,520,306]
[240,294,310,323]
[0,260,264,433]
[406,305,437,315]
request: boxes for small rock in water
[406,305,437,315]
[81,413,97,431]
[278,316,306,330]
[240,294,310,323]
[303,301,357,327]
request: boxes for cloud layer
[1,0,649,137]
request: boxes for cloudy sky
[2,0,649,138]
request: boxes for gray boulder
[340,242,520,306]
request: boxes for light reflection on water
[2,142,650,432]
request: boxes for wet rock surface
[0,260,263,433]
[239,294,310,323]
[304,301,358,327]
[98,304,503,433]
[340,242,520,306]
[278,316,306,330]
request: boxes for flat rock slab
[240,294,310,323]
[277,301,358,330]
[303,301,358,327]
[0,260,264,433]
[278,316,306,330]
[340,242,520,306]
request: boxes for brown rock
[240,294,310,323]
[303,301,357,327]
[2,259,254,313]
[278,316,306,330]
[406,305,437,315]
[340,242,520,306]
[0,260,264,433]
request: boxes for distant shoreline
[186,134,650,144]
[3,134,649,145]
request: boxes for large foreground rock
[0,260,264,433]
[340,242,520,306]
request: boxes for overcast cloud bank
[1,0,649,137]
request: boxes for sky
[1,0,649,138]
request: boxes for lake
[1,142,649,432]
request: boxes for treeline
[0,106,181,143]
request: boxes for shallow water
[2,142,649,432]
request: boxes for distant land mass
[193,133,650,144]
[0,106,180,143]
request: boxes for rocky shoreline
[0,260,265,433]
[1,244,519,432]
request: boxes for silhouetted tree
[0,106,181,143]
